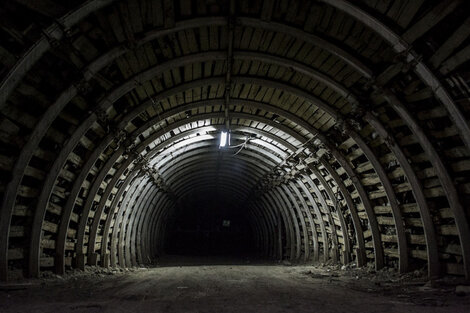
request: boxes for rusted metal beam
[347,128,408,273]
[382,90,470,278]
[290,180,319,262]
[307,167,351,265]
[321,0,470,152]
[75,147,125,269]
[111,176,147,267]
[121,181,154,267]
[140,192,168,263]
[136,191,164,264]
[318,159,366,267]
[147,197,172,259]
[1,86,77,279]
[263,192,294,261]
[254,199,282,259]
[320,148,385,270]
[251,203,273,257]
[282,184,310,262]
[86,157,134,265]
[131,187,158,265]
[303,175,340,263]
[99,170,138,267]
[238,17,372,78]
[275,186,303,261]
[28,117,96,277]
[255,197,279,258]
[0,0,116,110]
[364,111,440,278]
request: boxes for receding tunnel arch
[0,0,469,284]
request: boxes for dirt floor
[1,257,469,313]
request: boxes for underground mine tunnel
[0,0,470,312]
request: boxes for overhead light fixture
[219,131,228,148]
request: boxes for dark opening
[164,193,255,260]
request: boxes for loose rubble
[38,266,150,283]
[301,262,470,307]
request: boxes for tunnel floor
[1,258,469,313]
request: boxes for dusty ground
[1,257,469,313]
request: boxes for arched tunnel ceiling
[0,0,469,282]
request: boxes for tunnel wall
[0,0,469,281]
